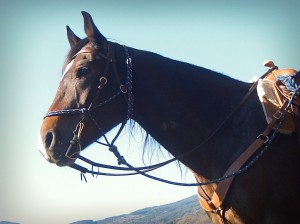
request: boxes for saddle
[257,60,300,134]
[199,61,300,217]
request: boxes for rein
[44,43,295,188]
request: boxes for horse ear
[66,26,81,47]
[81,11,106,44]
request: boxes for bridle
[44,42,174,180]
[44,41,296,188]
[44,43,134,161]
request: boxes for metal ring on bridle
[100,76,107,85]
[120,85,127,93]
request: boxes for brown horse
[38,12,300,223]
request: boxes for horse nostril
[45,131,54,149]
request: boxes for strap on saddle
[198,60,300,214]
[198,107,284,213]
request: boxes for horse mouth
[55,157,77,167]
[39,150,76,167]
[38,133,81,167]
[53,145,81,167]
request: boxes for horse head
[39,12,129,166]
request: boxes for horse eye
[77,67,90,78]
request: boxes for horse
[38,11,300,223]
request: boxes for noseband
[44,43,133,160]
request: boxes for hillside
[72,195,210,224]
[0,222,19,224]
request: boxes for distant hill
[72,195,210,224]
[0,222,19,224]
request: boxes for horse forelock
[61,38,90,75]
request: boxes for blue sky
[0,1,299,223]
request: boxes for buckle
[120,85,127,93]
[99,77,108,85]
[212,207,223,214]
[257,134,269,143]
[273,110,283,119]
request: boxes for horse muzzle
[38,130,80,167]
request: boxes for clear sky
[0,1,299,224]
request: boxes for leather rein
[44,43,296,207]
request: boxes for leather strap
[199,102,288,212]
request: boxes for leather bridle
[44,43,133,161]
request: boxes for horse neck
[124,47,265,179]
